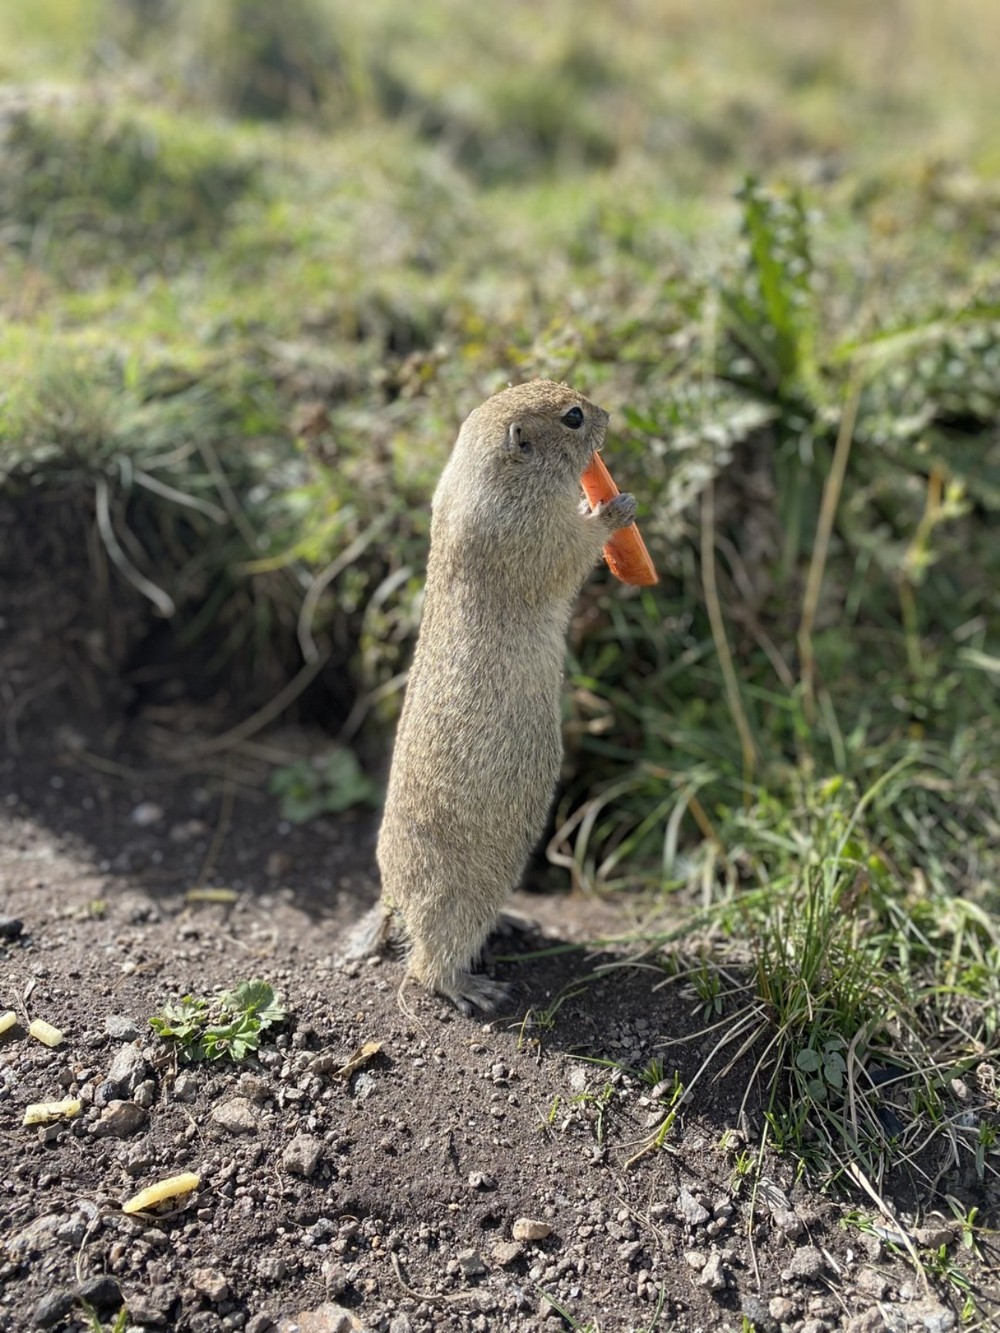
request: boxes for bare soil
[2,721,998,1333]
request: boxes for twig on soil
[389,1251,474,1306]
[395,977,432,1038]
[839,1155,928,1289]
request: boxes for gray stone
[282,1133,323,1178]
[276,1304,360,1332]
[856,1268,889,1299]
[123,1146,155,1177]
[8,1214,63,1259]
[389,1315,413,1333]
[237,1072,270,1102]
[133,1078,156,1109]
[128,1286,175,1326]
[31,1289,74,1329]
[676,1187,711,1227]
[107,1044,149,1095]
[93,1100,148,1138]
[769,1296,798,1321]
[492,1240,523,1267]
[895,1300,956,1333]
[696,1252,727,1290]
[211,1097,258,1134]
[913,1224,957,1249]
[457,1248,486,1277]
[192,1267,230,1302]
[773,1206,804,1238]
[173,1071,199,1102]
[845,1312,888,1333]
[512,1217,552,1241]
[782,1245,826,1280]
[93,1080,118,1108]
[0,915,24,941]
[77,1275,123,1313]
[245,1317,276,1333]
[105,1015,141,1041]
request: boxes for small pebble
[697,1252,727,1290]
[192,1268,230,1303]
[211,1097,258,1134]
[107,1045,150,1096]
[31,1288,75,1329]
[782,1246,826,1281]
[93,1101,148,1139]
[457,1248,486,1277]
[282,1134,324,1179]
[492,1241,523,1267]
[512,1218,552,1242]
[676,1188,711,1227]
[77,1275,123,1313]
[0,915,24,942]
[130,802,164,827]
[105,1015,141,1041]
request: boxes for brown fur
[369,379,636,1013]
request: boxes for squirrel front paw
[593,492,637,532]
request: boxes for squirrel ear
[506,421,532,457]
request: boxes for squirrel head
[453,379,609,495]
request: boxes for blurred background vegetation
[1,0,998,932]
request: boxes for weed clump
[150,979,286,1062]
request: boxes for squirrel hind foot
[436,971,511,1017]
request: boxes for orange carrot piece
[581,452,658,587]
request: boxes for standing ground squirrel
[365,379,636,1013]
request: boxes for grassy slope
[2,0,999,1283]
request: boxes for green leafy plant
[794,1038,848,1102]
[268,749,381,823]
[150,979,286,1063]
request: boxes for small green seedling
[150,979,286,1062]
[80,1304,132,1333]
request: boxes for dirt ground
[1,711,998,1333]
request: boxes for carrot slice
[581,452,658,587]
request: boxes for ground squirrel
[367,379,636,1013]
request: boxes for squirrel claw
[594,492,637,532]
[440,972,511,1016]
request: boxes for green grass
[1,0,998,1250]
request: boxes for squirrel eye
[561,406,584,429]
